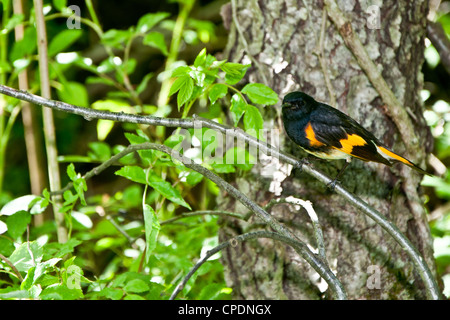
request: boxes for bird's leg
[292,157,311,175]
[327,159,351,191]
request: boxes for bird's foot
[292,157,310,175]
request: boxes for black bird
[281,91,429,186]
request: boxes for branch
[323,0,420,155]
[283,197,327,263]
[33,0,67,243]
[169,230,343,300]
[0,84,440,299]
[427,20,450,74]
[132,143,348,300]
[160,210,245,225]
[0,253,23,282]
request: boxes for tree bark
[218,0,436,299]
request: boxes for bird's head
[282,91,316,110]
[281,91,317,119]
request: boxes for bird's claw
[327,179,339,191]
[293,158,309,174]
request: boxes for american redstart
[281,91,430,187]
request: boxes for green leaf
[101,28,132,49]
[146,172,191,209]
[6,211,31,239]
[220,62,250,85]
[194,48,207,67]
[208,84,228,104]
[56,81,89,108]
[169,75,189,96]
[9,27,37,62]
[230,94,246,126]
[40,284,83,300]
[143,204,160,263]
[92,99,130,112]
[66,164,87,206]
[97,287,123,300]
[143,32,168,56]
[136,73,153,94]
[177,76,194,110]
[189,69,206,87]
[9,241,44,272]
[0,289,30,300]
[116,167,191,209]
[171,65,191,78]
[67,163,77,180]
[97,120,115,141]
[124,279,149,293]
[48,29,83,56]
[53,0,67,11]
[136,12,170,33]
[211,163,236,173]
[43,238,82,259]
[88,142,112,161]
[124,132,153,165]
[0,195,39,216]
[241,83,278,105]
[115,166,147,185]
[186,171,204,186]
[243,105,264,138]
[28,196,48,215]
[3,14,24,33]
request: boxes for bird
[281,91,430,188]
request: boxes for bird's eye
[296,100,305,108]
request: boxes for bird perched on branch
[281,91,430,188]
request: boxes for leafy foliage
[0,0,277,300]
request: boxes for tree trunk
[218,0,436,299]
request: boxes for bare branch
[427,20,450,74]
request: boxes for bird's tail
[377,146,431,176]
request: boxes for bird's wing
[310,104,391,165]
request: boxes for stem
[0,0,11,194]
[157,0,195,108]
[85,0,101,27]
[14,0,46,226]
[33,0,67,243]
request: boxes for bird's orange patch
[337,134,367,155]
[378,146,412,166]
[305,122,325,147]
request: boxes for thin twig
[160,210,245,225]
[230,0,269,86]
[0,84,440,299]
[427,20,450,74]
[141,143,347,300]
[316,8,336,107]
[105,215,136,245]
[0,252,23,281]
[282,196,327,263]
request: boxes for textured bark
[218,0,436,299]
